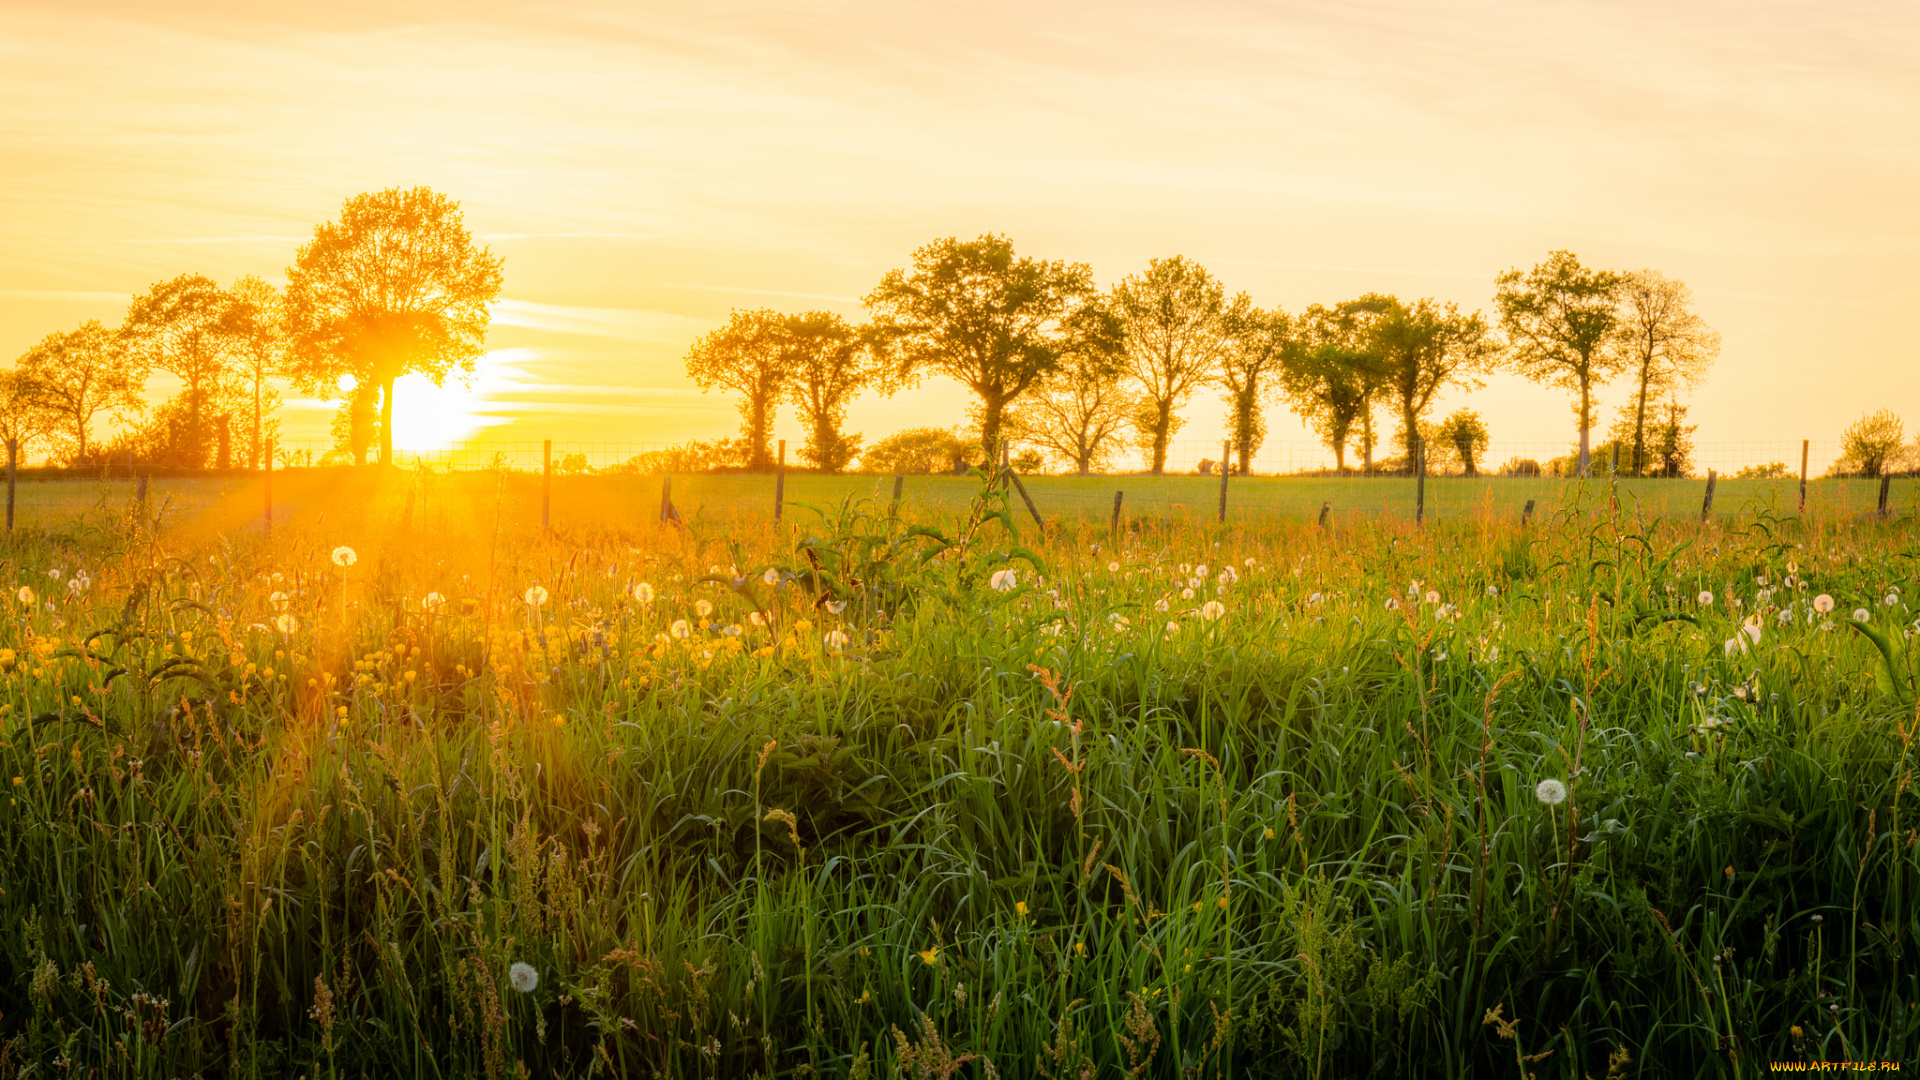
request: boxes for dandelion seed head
[422,592,446,612]
[1697,591,1713,606]
[275,614,298,634]
[1853,608,1871,622]
[670,619,691,639]
[694,599,713,618]
[632,582,655,603]
[990,569,1018,592]
[824,629,849,649]
[508,963,538,993]
[331,546,357,567]
[523,585,548,607]
[1107,561,1120,573]
[1813,594,1835,613]
[1199,600,1225,621]
[763,569,780,586]
[1180,587,1195,600]
[1534,778,1568,805]
[16,587,32,606]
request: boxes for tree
[284,186,504,467]
[1612,270,1718,476]
[861,427,980,475]
[15,319,146,463]
[1435,408,1489,476]
[1110,256,1233,474]
[1363,294,1497,473]
[779,312,876,473]
[1279,304,1386,474]
[867,235,1113,458]
[1495,251,1626,476]
[328,382,382,466]
[683,309,794,469]
[1838,410,1905,478]
[1610,400,1696,477]
[122,273,237,466]
[224,275,286,469]
[0,369,59,464]
[1216,300,1292,475]
[1006,321,1134,475]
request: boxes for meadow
[0,466,1915,1077]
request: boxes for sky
[2,0,1916,470]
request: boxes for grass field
[0,468,1915,1076]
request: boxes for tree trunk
[1360,410,1374,475]
[379,376,397,466]
[253,378,263,470]
[1576,377,1591,477]
[979,394,1007,464]
[1631,359,1651,478]
[748,396,771,470]
[1150,400,1172,475]
[1403,405,1420,477]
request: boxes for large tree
[1279,303,1387,473]
[1495,251,1625,476]
[223,275,286,470]
[1612,270,1718,476]
[1006,309,1134,475]
[0,369,59,464]
[1361,294,1497,472]
[781,312,876,473]
[866,234,1112,457]
[1110,256,1233,474]
[15,319,146,463]
[1217,299,1291,475]
[284,187,504,467]
[122,273,236,465]
[684,309,794,469]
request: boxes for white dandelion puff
[694,599,713,618]
[509,963,538,993]
[1181,588,1195,600]
[422,592,446,612]
[1200,600,1226,620]
[631,582,655,603]
[1153,598,1170,612]
[332,546,357,567]
[670,619,691,639]
[824,629,849,649]
[524,585,549,607]
[763,569,781,586]
[1853,608,1871,622]
[1697,590,1713,606]
[1107,561,1120,573]
[1813,594,1835,613]
[1424,590,1440,604]
[274,614,298,634]
[1534,778,1568,805]
[990,569,1018,592]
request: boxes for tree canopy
[781,312,876,473]
[15,319,145,463]
[1109,256,1233,474]
[683,309,797,470]
[865,234,1113,456]
[1495,251,1625,476]
[284,186,504,467]
[1612,270,1718,476]
[1280,303,1387,473]
[1216,300,1290,475]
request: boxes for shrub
[861,427,982,475]
[1836,410,1907,478]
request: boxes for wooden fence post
[1878,472,1892,518]
[1415,444,1426,526]
[542,440,553,533]
[1701,469,1717,524]
[1799,439,1809,512]
[1522,498,1535,526]
[1317,501,1330,528]
[1008,467,1044,529]
[889,475,905,519]
[1217,439,1230,524]
[5,438,15,536]
[659,475,672,528]
[263,437,273,537]
[774,439,786,521]
[1110,490,1124,539]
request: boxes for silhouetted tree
[1217,300,1291,474]
[1612,270,1718,476]
[224,274,286,469]
[684,309,795,469]
[1110,256,1233,474]
[1496,251,1625,476]
[866,234,1113,456]
[284,187,504,467]
[1007,316,1133,475]
[780,312,875,473]
[1359,293,1497,473]
[14,319,145,463]
[0,369,59,464]
[1280,303,1387,473]
[1839,410,1906,478]
[1435,408,1489,476]
[122,273,235,466]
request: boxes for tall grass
[0,471,1914,1076]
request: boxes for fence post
[5,438,14,536]
[1317,500,1329,528]
[889,475,905,519]
[1701,469,1717,524]
[659,475,672,527]
[774,439,786,521]
[1878,472,1892,518]
[1799,439,1809,512]
[1522,498,1535,526]
[1008,466,1044,529]
[1415,443,1426,526]
[1217,439,1230,524]
[263,438,273,537]
[1110,489,1124,539]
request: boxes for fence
[269,439,1853,480]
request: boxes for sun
[383,349,527,452]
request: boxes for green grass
[0,470,1914,1077]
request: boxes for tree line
[1,187,502,469]
[685,238,1725,478]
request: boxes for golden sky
[3,0,1916,467]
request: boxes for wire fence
[270,438,1850,480]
